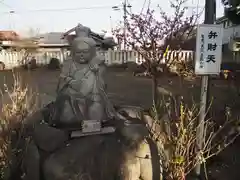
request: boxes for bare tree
[27,27,40,38]
[14,28,40,67]
[113,0,201,105]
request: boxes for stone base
[20,104,163,180]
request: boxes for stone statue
[50,25,121,128]
[62,23,90,40]
[20,24,162,180]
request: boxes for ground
[0,67,240,180]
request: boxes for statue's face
[73,41,93,63]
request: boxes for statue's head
[70,24,97,63]
[71,37,97,63]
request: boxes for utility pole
[9,11,14,30]
[112,0,131,50]
[194,0,216,179]
[204,0,216,24]
[123,0,127,50]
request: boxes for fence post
[106,49,112,66]
[60,48,65,64]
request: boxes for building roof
[36,32,68,45]
[215,16,228,24]
[34,31,117,48]
[0,31,20,41]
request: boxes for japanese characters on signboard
[194,24,223,75]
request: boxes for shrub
[0,73,38,180]
[48,58,60,70]
[145,94,240,180]
[24,58,37,70]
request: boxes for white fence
[0,49,194,69]
[101,50,194,65]
[0,50,65,69]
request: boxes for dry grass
[147,97,240,180]
[0,72,38,179]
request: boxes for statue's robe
[50,55,115,128]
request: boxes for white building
[216,16,240,47]
[215,16,240,64]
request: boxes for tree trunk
[152,75,158,107]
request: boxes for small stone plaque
[82,120,101,133]
[71,126,116,137]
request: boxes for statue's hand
[89,63,99,73]
[64,76,73,83]
[69,80,82,91]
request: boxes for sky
[0,0,225,36]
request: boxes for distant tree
[13,28,40,67]
[113,0,201,105]
[222,0,240,24]
[27,27,40,38]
